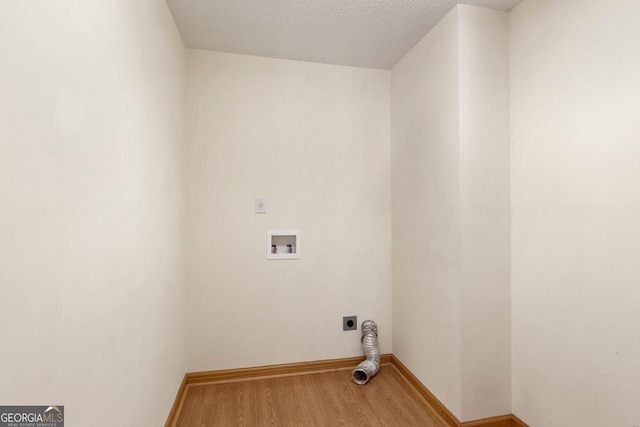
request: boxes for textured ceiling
[166,0,523,70]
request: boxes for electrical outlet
[255,197,267,214]
[343,316,357,331]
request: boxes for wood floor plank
[362,367,447,426]
[387,367,448,425]
[235,381,253,427]
[281,376,307,424]
[299,373,339,427]
[330,373,378,427]
[175,385,203,426]
[176,366,449,427]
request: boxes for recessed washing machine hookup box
[266,229,300,260]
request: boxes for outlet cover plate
[343,316,357,331]
[255,197,267,214]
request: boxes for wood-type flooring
[176,365,448,426]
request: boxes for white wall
[392,5,510,421]
[458,6,511,421]
[10,0,636,423]
[185,50,391,372]
[391,7,463,417]
[510,0,640,425]
[0,1,185,426]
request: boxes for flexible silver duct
[352,320,381,385]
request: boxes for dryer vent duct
[352,320,380,385]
